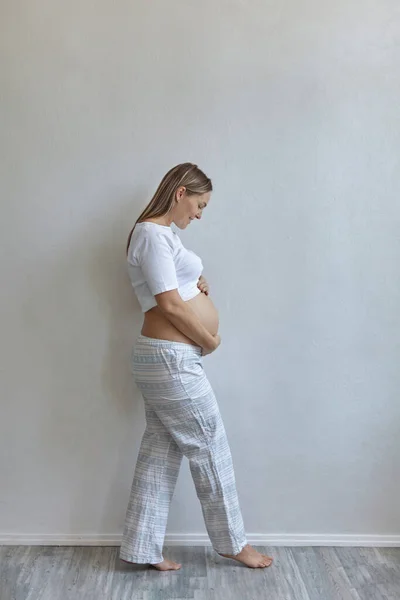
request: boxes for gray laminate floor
[1,545,399,600]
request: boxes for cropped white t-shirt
[127,222,203,312]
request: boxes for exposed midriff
[141,292,219,345]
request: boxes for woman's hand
[197,275,209,296]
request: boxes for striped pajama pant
[120,334,247,564]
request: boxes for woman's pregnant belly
[186,292,219,336]
[141,291,219,345]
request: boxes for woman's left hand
[197,275,209,295]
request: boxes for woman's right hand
[202,334,221,356]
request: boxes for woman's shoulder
[128,222,178,261]
[134,221,177,243]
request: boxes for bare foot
[219,544,273,569]
[150,559,182,571]
[120,557,181,571]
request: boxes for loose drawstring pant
[120,335,247,564]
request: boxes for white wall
[1,0,399,543]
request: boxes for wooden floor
[1,545,399,600]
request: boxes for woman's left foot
[219,544,273,568]
[120,557,181,571]
[151,559,182,571]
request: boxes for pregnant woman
[120,163,273,571]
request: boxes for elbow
[156,293,184,318]
[159,301,178,317]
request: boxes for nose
[196,212,202,220]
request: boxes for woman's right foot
[219,544,273,569]
[151,558,182,571]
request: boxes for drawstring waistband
[136,334,202,356]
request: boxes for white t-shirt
[127,222,203,312]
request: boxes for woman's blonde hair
[126,163,212,254]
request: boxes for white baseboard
[0,533,399,547]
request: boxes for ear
[175,186,186,202]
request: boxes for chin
[174,221,188,230]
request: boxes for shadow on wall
[86,195,144,536]
[88,199,142,412]
[32,192,146,536]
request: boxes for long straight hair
[126,163,212,254]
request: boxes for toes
[259,555,272,568]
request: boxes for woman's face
[173,188,211,229]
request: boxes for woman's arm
[136,231,219,352]
[155,289,219,352]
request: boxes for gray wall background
[1,0,399,540]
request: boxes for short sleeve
[137,231,178,296]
